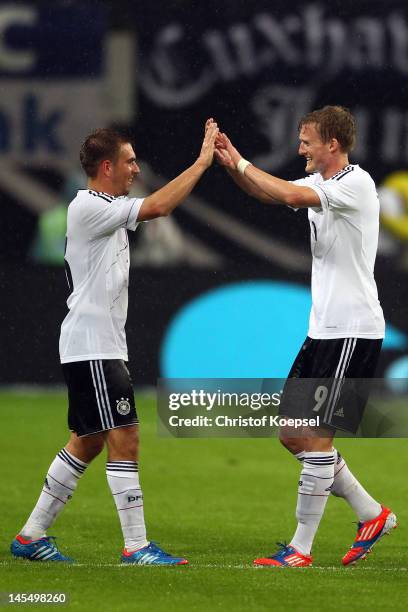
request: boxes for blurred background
[0,0,407,389]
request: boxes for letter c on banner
[0,7,37,72]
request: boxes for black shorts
[62,359,138,437]
[278,336,382,433]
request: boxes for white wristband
[237,158,251,175]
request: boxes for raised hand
[215,131,228,149]
[205,117,216,132]
[214,132,243,170]
[214,146,236,169]
[216,132,242,166]
[198,120,219,169]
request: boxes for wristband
[237,158,252,175]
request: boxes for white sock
[290,451,335,556]
[332,449,382,521]
[20,448,87,540]
[106,461,148,552]
[295,451,305,462]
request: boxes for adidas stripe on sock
[20,449,88,540]
[290,451,335,556]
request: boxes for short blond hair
[298,106,356,153]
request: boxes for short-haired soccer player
[11,121,219,564]
[213,106,397,567]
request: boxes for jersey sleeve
[292,177,316,187]
[81,195,144,237]
[288,176,320,212]
[307,170,368,215]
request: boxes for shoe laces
[147,542,170,556]
[40,536,60,553]
[272,541,293,556]
[352,521,364,533]
[39,536,57,546]
[276,541,290,551]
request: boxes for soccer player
[11,121,219,564]
[213,106,397,567]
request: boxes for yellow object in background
[380,171,408,241]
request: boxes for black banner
[1,1,407,387]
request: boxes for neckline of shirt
[313,164,357,182]
[80,189,117,198]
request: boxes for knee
[106,425,139,461]
[85,437,105,458]
[120,437,138,459]
[66,435,105,463]
[121,429,139,458]
[279,435,304,455]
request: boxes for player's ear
[101,159,113,177]
[329,138,340,153]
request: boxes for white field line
[2,561,407,571]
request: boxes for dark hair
[80,128,129,178]
[298,106,356,153]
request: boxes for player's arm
[137,121,218,221]
[241,164,320,208]
[216,133,320,209]
[215,143,277,204]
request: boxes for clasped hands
[205,118,243,170]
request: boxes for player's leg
[11,432,104,562]
[288,430,335,558]
[274,337,319,461]
[279,339,336,560]
[324,339,397,564]
[19,432,104,540]
[105,426,188,565]
[255,338,345,567]
[328,338,383,518]
[331,447,396,564]
[281,437,383,522]
[279,435,304,456]
[11,359,111,561]
[277,431,396,563]
[101,360,187,565]
[333,446,397,565]
[332,448,381,520]
[255,427,334,567]
[19,358,116,537]
[104,423,148,552]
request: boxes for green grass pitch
[0,390,407,611]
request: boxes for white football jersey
[294,164,385,339]
[59,190,144,363]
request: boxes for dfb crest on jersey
[116,397,131,415]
